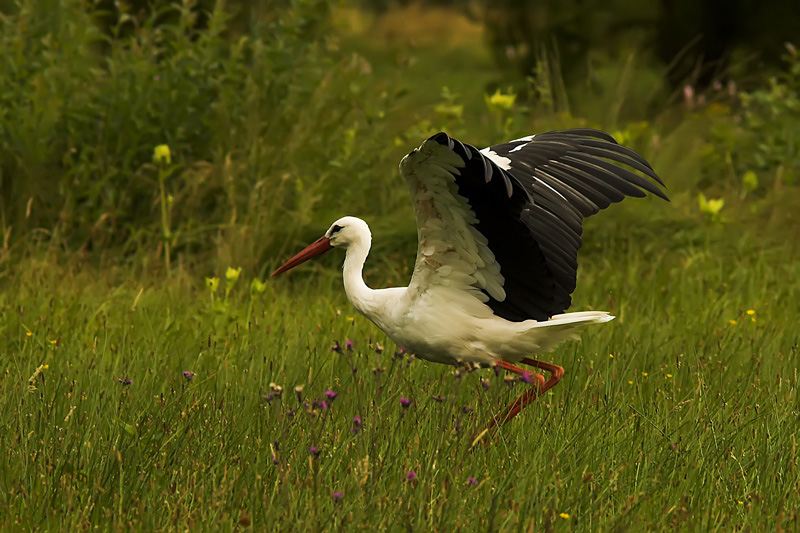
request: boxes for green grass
[1,197,799,530]
[2,0,800,530]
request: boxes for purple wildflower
[321,400,328,411]
[521,373,533,384]
[118,376,132,386]
[183,371,195,382]
[324,390,338,402]
[309,446,320,457]
[467,476,478,486]
[399,397,411,409]
[332,340,342,353]
[406,471,417,482]
[345,340,354,352]
[350,416,362,434]
[332,491,344,502]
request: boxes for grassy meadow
[1,0,800,530]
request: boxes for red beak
[271,236,334,277]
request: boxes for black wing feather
[425,129,668,321]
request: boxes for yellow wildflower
[26,332,32,337]
[698,192,724,218]
[153,144,172,165]
[226,267,242,283]
[485,89,516,113]
[746,309,755,315]
[642,372,648,377]
[729,319,737,325]
[205,277,219,293]
[742,171,758,192]
[559,513,570,519]
[250,278,267,294]
[666,374,673,378]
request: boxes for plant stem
[158,171,171,276]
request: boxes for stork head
[324,216,371,248]
[271,216,371,276]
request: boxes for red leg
[486,358,564,431]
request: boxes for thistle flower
[182,371,195,382]
[467,476,478,486]
[309,446,320,457]
[269,383,283,399]
[118,376,132,386]
[345,340,354,352]
[406,471,417,482]
[399,397,411,409]
[332,491,344,502]
[520,372,533,384]
[324,390,338,402]
[352,416,362,427]
[332,341,342,353]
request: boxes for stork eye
[330,225,343,235]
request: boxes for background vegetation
[0,0,798,530]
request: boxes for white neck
[342,236,376,316]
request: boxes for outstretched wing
[399,129,667,322]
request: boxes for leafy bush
[0,0,403,271]
[705,44,800,191]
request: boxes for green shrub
[0,0,405,272]
[706,44,800,191]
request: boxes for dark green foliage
[0,0,399,268]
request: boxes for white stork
[272,129,667,431]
